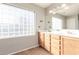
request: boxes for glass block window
[0,4,35,38]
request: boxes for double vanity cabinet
[38,32,79,55]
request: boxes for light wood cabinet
[51,34,61,55]
[38,32,51,52]
[61,36,79,55]
[44,33,51,52]
[38,32,45,48]
[38,32,62,55]
[38,32,79,55]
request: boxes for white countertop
[39,30,79,38]
[51,30,79,38]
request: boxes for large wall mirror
[50,3,79,30]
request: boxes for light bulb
[49,10,53,13]
[52,12,56,14]
[64,6,69,9]
[61,4,66,8]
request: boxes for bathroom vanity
[38,30,79,55]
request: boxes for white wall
[0,35,38,55]
[0,3,45,55]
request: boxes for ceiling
[34,3,52,8]
[34,3,79,16]
[56,4,79,16]
[49,3,79,16]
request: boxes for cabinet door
[51,35,61,55]
[44,33,51,52]
[75,40,79,55]
[62,36,79,55]
[38,32,45,48]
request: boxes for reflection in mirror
[50,3,79,30]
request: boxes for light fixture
[49,10,53,13]
[64,6,69,9]
[49,10,56,14]
[52,12,56,14]
[61,4,67,8]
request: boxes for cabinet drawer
[51,35,60,40]
[51,46,61,55]
[51,39,60,45]
[51,44,61,50]
[51,42,60,48]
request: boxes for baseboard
[8,44,39,55]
